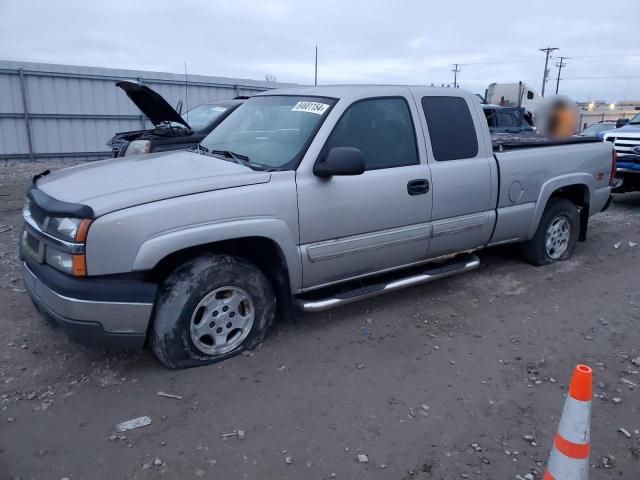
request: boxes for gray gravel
[1,160,639,479]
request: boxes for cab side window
[323,97,419,170]
[421,96,479,161]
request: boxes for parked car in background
[604,112,640,193]
[107,81,245,157]
[21,85,615,368]
[482,105,534,134]
[578,121,617,140]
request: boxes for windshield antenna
[184,60,189,124]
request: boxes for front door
[296,95,433,290]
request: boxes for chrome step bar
[295,255,480,312]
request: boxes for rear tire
[151,254,276,369]
[521,198,579,266]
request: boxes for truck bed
[492,134,601,152]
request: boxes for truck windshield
[200,95,336,169]
[630,113,640,125]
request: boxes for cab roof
[254,84,473,100]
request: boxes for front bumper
[614,163,640,193]
[22,261,157,350]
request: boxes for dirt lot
[0,160,639,480]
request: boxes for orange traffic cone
[543,364,592,480]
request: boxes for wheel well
[550,184,590,241]
[146,237,296,322]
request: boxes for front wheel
[151,254,276,368]
[521,198,580,266]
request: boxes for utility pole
[555,56,567,94]
[539,47,558,97]
[451,63,461,88]
[314,45,318,86]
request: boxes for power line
[539,47,559,97]
[451,63,461,88]
[568,53,640,59]
[460,52,640,67]
[562,75,640,80]
[555,56,568,94]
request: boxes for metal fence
[578,110,639,131]
[0,60,294,162]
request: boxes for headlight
[45,217,92,243]
[42,217,92,276]
[47,217,82,241]
[125,140,151,156]
[45,247,87,276]
[45,247,74,274]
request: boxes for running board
[295,254,480,312]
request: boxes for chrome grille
[21,230,44,263]
[29,201,48,228]
[610,134,640,158]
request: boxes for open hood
[116,81,190,130]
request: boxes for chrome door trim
[305,223,432,262]
[431,212,488,237]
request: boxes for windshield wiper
[192,146,269,171]
[209,149,251,162]
[188,144,210,154]
[209,149,269,170]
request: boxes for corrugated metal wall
[0,60,294,161]
[579,110,639,131]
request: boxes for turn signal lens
[72,254,87,277]
[75,219,92,242]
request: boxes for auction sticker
[291,101,330,115]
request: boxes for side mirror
[314,147,365,178]
[616,118,628,128]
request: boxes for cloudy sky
[1,0,638,102]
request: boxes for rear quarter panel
[493,141,612,242]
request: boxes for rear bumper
[22,261,157,350]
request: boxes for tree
[264,73,277,83]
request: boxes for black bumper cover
[25,261,157,350]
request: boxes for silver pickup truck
[20,86,616,368]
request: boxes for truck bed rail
[493,135,601,152]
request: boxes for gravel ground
[0,160,639,480]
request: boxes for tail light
[610,147,617,186]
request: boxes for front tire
[151,254,276,369]
[521,198,579,266]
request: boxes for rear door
[296,94,433,290]
[414,92,497,257]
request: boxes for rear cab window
[421,96,479,161]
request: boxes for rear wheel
[151,254,276,368]
[521,198,579,266]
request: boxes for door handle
[407,179,429,195]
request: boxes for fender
[527,173,592,239]
[132,217,302,292]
